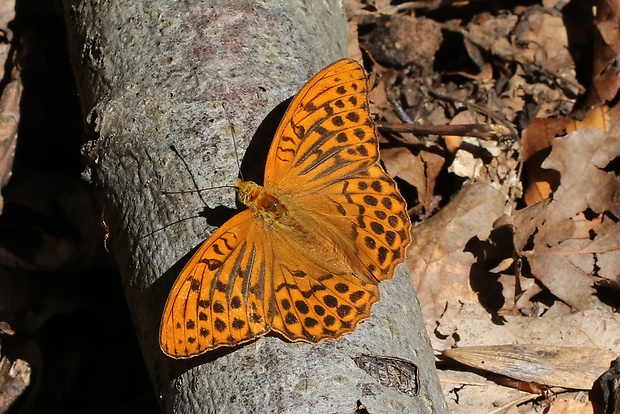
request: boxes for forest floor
[1,1,619,413]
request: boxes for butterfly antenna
[222,104,244,182]
[166,144,209,205]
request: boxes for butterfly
[159,58,411,358]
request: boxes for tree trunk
[61,0,447,412]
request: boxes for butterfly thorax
[235,178,291,224]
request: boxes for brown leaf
[0,356,30,412]
[407,183,506,327]
[513,8,577,88]
[510,199,550,251]
[546,399,594,414]
[526,216,620,304]
[585,0,620,107]
[0,74,21,193]
[527,236,601,310]
[521,108,617,205]
[381,147,444,216]
[511,129,620,309]
[443,344,618,390]
[520,117,567,204]
[540,129,620,244]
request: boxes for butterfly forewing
[159,211,275,358]
[265,59,376,191]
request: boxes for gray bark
[61,0,447,412]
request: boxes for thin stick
[377,122,515,143]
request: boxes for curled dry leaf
[443,344,619,390]
[596,357,620,414]
[0,321,13,335]
[353,354,420,397]
[381,147,444,218]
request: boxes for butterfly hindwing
[266,231,381,342]
[296,164,411,282]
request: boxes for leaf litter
[346,0,620,412]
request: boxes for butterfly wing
[264,223,381,343]
[264,58,411,284]
[264,58,376,191]
[159,210,276,358]
[295,165,411,283]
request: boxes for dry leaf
[520,107,616,205]
[0,73,21,195]
[585,0,620,107]
[527,224,620,310]
[546,399,593,414]
[540,129,620,234]
[0,356,30,413]
[381,147,444,217]
[511,129,620,309]
[407,183,506,338]
[443,344,619,390]
[513,8,578,94]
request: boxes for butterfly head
[235,179,260,206]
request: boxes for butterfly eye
[238,192,250,205]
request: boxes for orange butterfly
[159,58,411,358]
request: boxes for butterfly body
[236,179,295,227]
[160,59,411,358]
